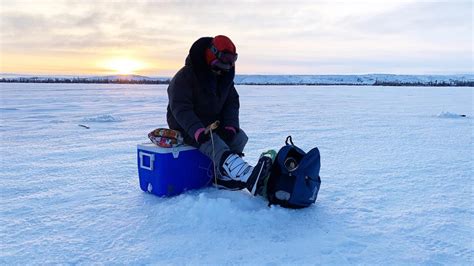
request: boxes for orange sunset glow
[100,58,147,75]
[0,1,472,76]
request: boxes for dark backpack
[266,136,321,208]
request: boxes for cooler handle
[139,151,155,171]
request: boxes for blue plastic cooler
[137,143,213,197]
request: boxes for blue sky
[0,0,472,75]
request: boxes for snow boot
[213,172,246,191]
[220,152,273,195]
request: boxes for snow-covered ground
[1,83,472,264]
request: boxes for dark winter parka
[166,37,240,146]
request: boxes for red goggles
[210,45,238,65]
[218,52,238,64]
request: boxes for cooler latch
[172,147,180,159]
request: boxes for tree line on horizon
[0,77,170,84]
[0,77,473,87]
[373,80,473,87]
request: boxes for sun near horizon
[0,1,472,76]
[100,58,147,75]
[0,52,170,76]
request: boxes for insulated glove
[219,126,237,142]
[194,128,210,144]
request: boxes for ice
[0,83,472,264]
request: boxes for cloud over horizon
[0,0,472,75]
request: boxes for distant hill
[234,74,474,86]
[1,73,473,86]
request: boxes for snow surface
[1,83,473,264]
[436,111,467,119]
[81,114,124,123]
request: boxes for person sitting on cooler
[166,35,272,195]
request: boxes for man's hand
[219,126,237,142]
[194,128,210,144]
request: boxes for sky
[0,0,472,76]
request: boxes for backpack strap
[285,135,294,146]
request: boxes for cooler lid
[137,142,197,154]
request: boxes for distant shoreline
[1,80,473,87]
[1,74,473,87]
